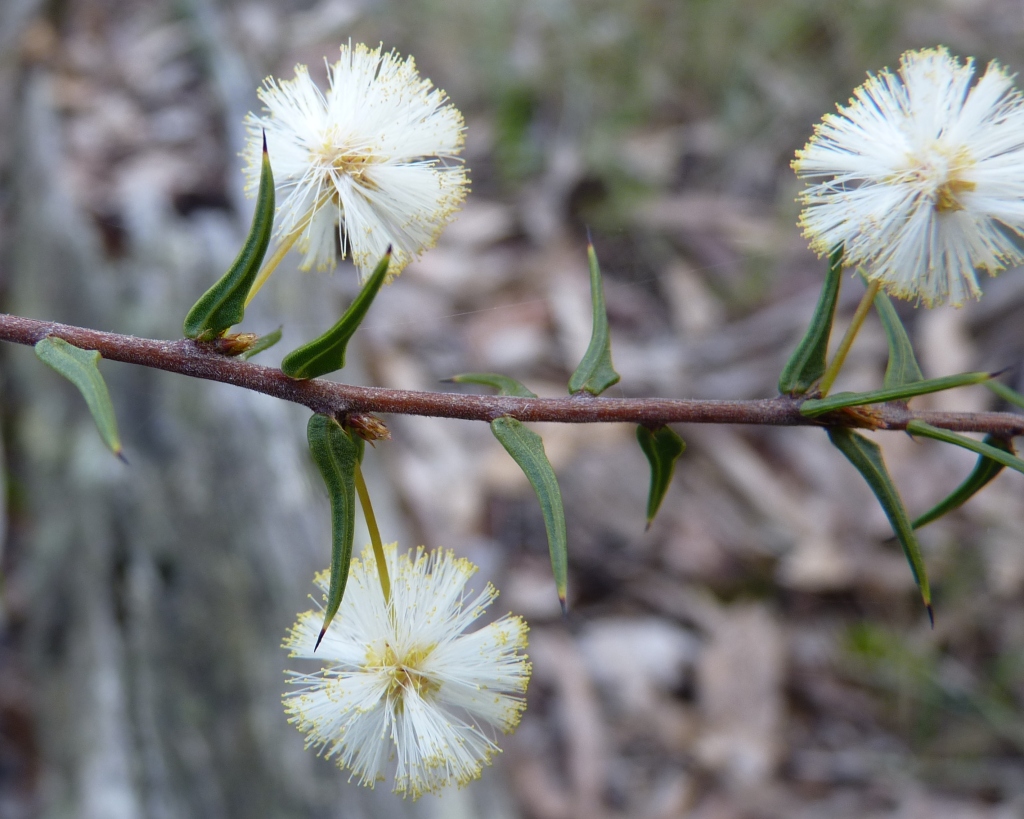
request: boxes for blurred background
[2,0,1024,817]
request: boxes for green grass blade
[567,240,620,396]
[636,425,686,528]
[35,337,123,459]
[911,434,1012,529]
[490,416,568,612]
[183,134,274,339]
[779,246,843,395]
[282,250,391,379]
[827,427,932,622]
[307,414,360,648]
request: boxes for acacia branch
[1,313,1021,436]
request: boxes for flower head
[793,47,1024,306]
[244,43,467,281]
[284,544,530,798]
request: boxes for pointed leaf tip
[826,427,931,614]
[568,241,620,396]
[636,425,686,527]
[262,129,268,154]
[35,337,123,458]
[183,140,275,339]
[926,604,934,629]
[314,628,326,652]
[307,415,361,651]
[490,416,568,613]
[559,596,568,618]
[282,251,391,379]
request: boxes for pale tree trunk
[0,3,506,818]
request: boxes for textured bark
[0,6,455,817]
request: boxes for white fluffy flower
[793,47,1024,306]
[244,43,467,281]
[283,544,530,798]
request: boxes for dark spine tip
[262,129,268,154]
[559,596,568,618]
[644,520,652,533]
[926,603,935,628]
[116,450,129,465]
[314,627,326,651]
[990,366,1011,378]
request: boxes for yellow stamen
[935,177,976,212]
[364,642,441,710]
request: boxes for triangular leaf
[446,373,538,397]
[307,414,361,647]
[779,246,843,395]
[801,371,991,417]
[912,434,1012,529]
[183,134,275,340]
[490,416,568,612]
[35,336,123,459]
[827,427,932,621]
[568,240,620,396]
[906,421,1024,479]
[873,289,924,389]
[282,250,391,379]
[636,425,686,528]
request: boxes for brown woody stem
[1,313,1021,436]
